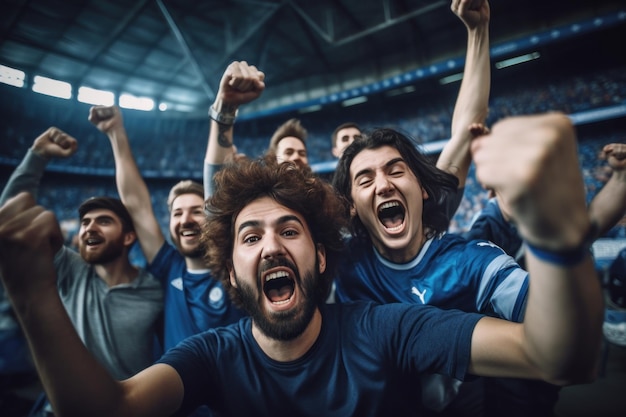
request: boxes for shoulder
[148,242,184,271]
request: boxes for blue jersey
[148,243,246,352]
[464,198,525,264]
[158,302,482,417]
[335,233,528,321]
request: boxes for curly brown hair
[202,155,349,308]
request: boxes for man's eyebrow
[173,204,204,211]
[353,157,404,181]
[82,214,115,222]
[237,220,260,235]
[277,215,304,227]
[237,215,304,235]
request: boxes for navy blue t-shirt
[158,302,482,417]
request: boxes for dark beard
[79,237,125,265]
[177,244,204,258]
[234,260,318,341]
[171,232,205,258]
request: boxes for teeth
[386,225,403,232]
[265,271,289,282]
[181,230,198,236]
[272,298,291,305]
[379,201,400,212]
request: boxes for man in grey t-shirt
[0,127,163,415]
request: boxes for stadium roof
[1,0,624,119]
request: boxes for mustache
[258,257,299,280]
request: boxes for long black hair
[332,128,458,240]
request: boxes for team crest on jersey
[208,286,225,308]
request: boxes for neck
[94,259,138,287]
[252,308,322,362]
[185,255,208,271]
[374,228,428,264]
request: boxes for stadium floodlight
[298,104,322,114]
[341,96,368,107]
[439,72,463,85]
[495,52,541,69]
[0,64,25,87]
[32,75,71,99]
[119,93,154,111]
[78,86,115,106]
[385,85,416,97]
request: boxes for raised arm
[436,0,491,188]
[0,127,77,206]
[0,192,183,417]
[204,61,265,198]
[89,106,164,263]
[588,143,626,238]
[468,113,603,385]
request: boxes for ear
[349,203,357,218]
[227,261,238,288]
[421,186,429,201]
[123,231,137,247]
[316,243,327,274]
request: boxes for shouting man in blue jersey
[0,112,604,417]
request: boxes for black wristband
[208,106,237,126]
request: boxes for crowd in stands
[1,64,626,245]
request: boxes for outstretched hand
[471,113,590,250]
[31,127,78,159]
[0,192,62,300]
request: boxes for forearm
[11,284,125,417]
[107,128,152,211]
[0,149,48,205]
[521,248,603,384]
[205,98,237,167]
[451,23,490,135]
[205,100,237,199]
[203,161,222,199]
[438,23,490,182]
[588,173,626,238]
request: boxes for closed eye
[357,177,373,187]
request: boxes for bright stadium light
[119,93,154,111]
[0,64,25,87]
[32,75,72,99]
[439,72,463,85]
[78,86,115,106]
[341,96,368,107]
[495,52,541,69]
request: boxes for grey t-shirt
[54,246,163,379]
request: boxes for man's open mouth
[377,200,405,231]
[263,270,295,304]
[85,237,104,246]
[181,229,200,237]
